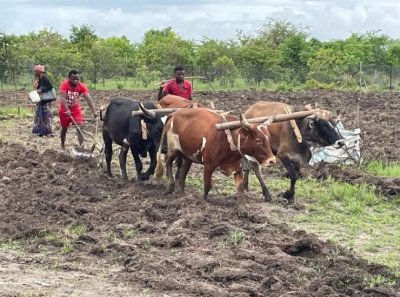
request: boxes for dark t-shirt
[37,76,54,93]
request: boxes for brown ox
[155,108,276,200]
[244,101,343,203]
[158,94,200,108]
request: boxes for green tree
[388,42,400,66]
[69,24,97,49]
[136,27,195,73]
[195,38,235,81]
[307,47,346,83]
[136,65,161,87]
[212,56,238,86]
[257,19,310,48]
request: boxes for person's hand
[92,110,98,118]
[160,80,168,88]
[64,109,71,117]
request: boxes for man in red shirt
[59,70,97,151]
[158,65,193,100]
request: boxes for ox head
[137,102,165,148]
[236,111,276,166]
[301,105,343,147]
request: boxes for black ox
[102,98,164,181]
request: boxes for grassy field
[0,77,363,92]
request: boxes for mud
[0,89,399,296]
[0,142,399,296]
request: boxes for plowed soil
[0,89,399,296]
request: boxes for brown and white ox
[155,108,276,200]
[244,101,343,203]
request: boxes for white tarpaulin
[309,122,361,165]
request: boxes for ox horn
[139,102,156,119]
[306,113,317,120]
[239,109,252,130]
[262,114,275,126]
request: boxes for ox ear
[139,102,156,119]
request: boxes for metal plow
[71,116,101,158]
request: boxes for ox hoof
[282,190,294,200]
[263,192,272,203]
[140,174,150,181]
[164,186,175,195]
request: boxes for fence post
[191,64,194,90]
[356,62,362,128]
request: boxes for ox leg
[165,151,178,193]
[280,156,298,203]
[103,130,113,177]
[141,147,156,181]
[177,158,192,195]
[234,170,245,201]
[252,163,272,202]
[132,152,144,182]
[119,146,129,180]
[174,155,183,181]
[241,158,251,191]
[203,164,216,199]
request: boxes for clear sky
[1,0,399,42]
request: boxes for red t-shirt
[163,80,192,99]
[59,80,88,109]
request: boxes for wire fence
[1,62,400,91]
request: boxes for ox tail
[99,105,106,121]
[155,119,169,179]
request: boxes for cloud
[0,0,399,42]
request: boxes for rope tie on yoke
[141,120,149,140]
[284,105,303,143]
[220,114,242,154]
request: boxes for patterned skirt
[32,102,52,136]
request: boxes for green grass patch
[26,225,88,255]
[228,230,246,245]
[0,238,24,253]
[0,106,32,118]
[365,160,400,177]
[186,172,400,273]
[289,177,400,273]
